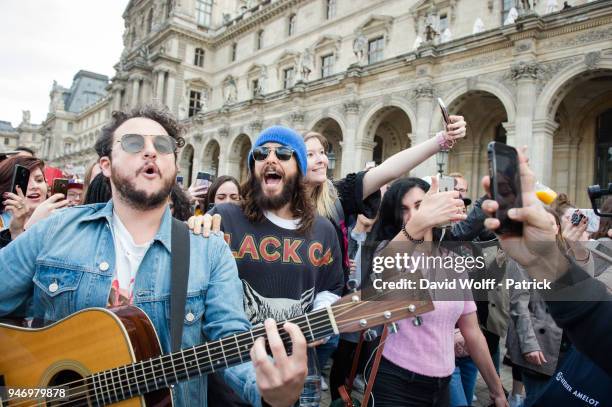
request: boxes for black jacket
[546,261,612,376]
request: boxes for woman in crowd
[0,156,68,246]
[365,177,506,407]
[304,117,466,393]
[203,175,241,209]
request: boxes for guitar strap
[170,218,190,352]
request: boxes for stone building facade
[41,0,612,206]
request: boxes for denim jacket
[0,201,260,407]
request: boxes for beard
[111,164,175,210]
[252,171,299,211]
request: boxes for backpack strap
[170,218,190,352]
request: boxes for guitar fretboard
[81,307,335,406]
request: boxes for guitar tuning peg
[388,322,399,334]
[363,328,378,342]
[346,278,358,292]
[412,316,423,327]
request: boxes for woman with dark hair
[83,173,112,205]
[364,177,506,407]
[0,156,67,246]
[203,175,241,209]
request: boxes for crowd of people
[0,105,610,407]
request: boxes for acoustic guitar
[0,291,432,406]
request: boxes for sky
[0,0,130,127]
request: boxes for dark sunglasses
[252,146,295,161]
[116,134,177,155]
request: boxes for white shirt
[111,211,152,302]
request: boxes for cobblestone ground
[319,343,513,407]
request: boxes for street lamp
[327,151,336,178]
[436,148,449,175]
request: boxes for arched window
[595,108,612,187]
[288,14,296,36]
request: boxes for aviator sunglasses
[116,134,177,155]
[252,146,295,161]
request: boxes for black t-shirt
[211,203,344,325]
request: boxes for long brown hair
[0,156,45,212]
[303,132,338,219]
[592,197,612,240]
[241,172,315,235]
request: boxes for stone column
[130,76,141,107]
[155,70,166,102]
[111,84,123,111]
[412,83,437,178]
[290,112,306,134]
[166,73,176,113]
[352,140,376,172]
[341,100,360,175]
[511,61,539,150]
[531,118,558,186]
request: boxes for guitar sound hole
[48,370,91,407]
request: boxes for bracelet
[436,131,455,151]
[402,223,424,244]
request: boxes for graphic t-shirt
[211,203,344,325]
[107,212,152,307]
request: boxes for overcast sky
[0,0,129,127]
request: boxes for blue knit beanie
[248,126,308,175]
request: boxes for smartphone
[438,175,456,192]
[52,178,69,196]
[581,209,599,233]
[438,98,450,126]
[176,175,184,187]
[10,165,30,195]
[571,209,586,226]
[487,141,523,236]
[196,172,213,188]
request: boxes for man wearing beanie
[207,126,344,406]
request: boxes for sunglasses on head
[116,134,177,155]
[252,146,295,161]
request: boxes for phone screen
[438,175,456,192]
[488,142,523,236]
[11,165,30,195]
[196,172,212,188]
[53,178,69,196]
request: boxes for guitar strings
[5,307,342,407]
[7,314,337,407]
[8,299,414,407]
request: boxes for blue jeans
[522,370,550,407]
[449,357,478,406]
[316,334,340,370]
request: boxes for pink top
[382,300,477,377]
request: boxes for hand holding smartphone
[487,141,523,236]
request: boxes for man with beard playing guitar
[0,107,308,407]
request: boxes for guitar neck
[87,307,336,405]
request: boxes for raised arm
[362,115,466,198]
